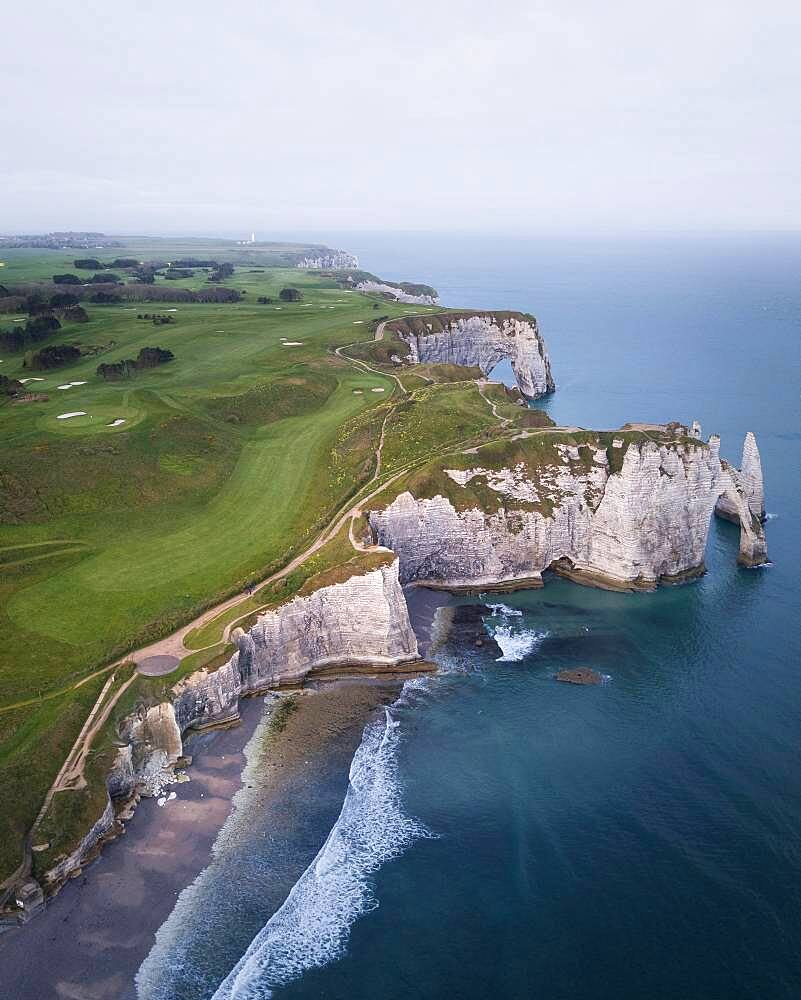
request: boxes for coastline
[0,680,408,1000]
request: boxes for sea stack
[715,431,766,524]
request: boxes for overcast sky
[2,0,799,235]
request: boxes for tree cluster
[137,313,176,324]
[0,315,61,353]
[257,296,274,304]
[24,343,81,370]
[0,373,24,396]
[96,346,174,380]
[209,262,234,282]
[52,274,82,285]
[279,287,302,302]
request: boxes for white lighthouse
[250,232,256,243]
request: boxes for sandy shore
[0,681,405,1000]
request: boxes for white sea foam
[485,602,523,617]
[211,694,431,1000]
[493,625,548,662]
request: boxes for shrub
[136,346,174,368]
[0,374,24,395]
[257,296,273,304]
[53,274,82,285]
[73,258,102,270]
[63,306,89,323]
[50,292,79,308]
[25,344,80,370]
[97,360,136,380]
[89,273,121,284]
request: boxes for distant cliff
[368,428,768,592]
[356,279,439,305]
[388,312,554,399]
[297,250,359,269]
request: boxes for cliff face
[114,559,418,792]
[369,433,768,592]
[715,431,766,524]
[46,561,419,887]
[395,313,554,398]
[356,279,439,305]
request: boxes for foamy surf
[211,694,431,1000]
[492,624,549,662]
[485,602,523,617]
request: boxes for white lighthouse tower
[250,232,256,243]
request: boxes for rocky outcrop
[715,431,766,524]
[40,560,420,892]
[392,312,554,398]
[297,250,359,269]
[356,279,439,305]
[107,562,417,806]
[369,431,768,592]
[40,800,116,888]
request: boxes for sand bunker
[353,390,364,394]
[57,381,88,390]
[57,411,87,420]
[282,341,303,346]
[19,377,45,383]
[371,387,386,392]
[107,418,126,427]
[167,308,178,312]
[353,321,364,324]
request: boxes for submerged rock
[555,668,603,685]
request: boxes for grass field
[0,237,526,886]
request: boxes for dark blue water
[144,234,801,999]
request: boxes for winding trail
[476,379,513,426]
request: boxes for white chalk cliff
[356,279,439,305]
[42,561,418,889]
[393,312,554,398]
[715,430,766,524]
[369,432,768,592]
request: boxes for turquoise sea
[141,233,800,999]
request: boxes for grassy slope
[0,247,450,881]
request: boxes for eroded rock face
[42,561,419,892]
[111,561,416,795]
[398,313,554,398]
[715,432,766,524]
[236,561,419,686]
[369,435,768,591]
[356,280,439,305]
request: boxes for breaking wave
[211,692,431,999]
[485,602,523,617]
[493,625,549,662]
